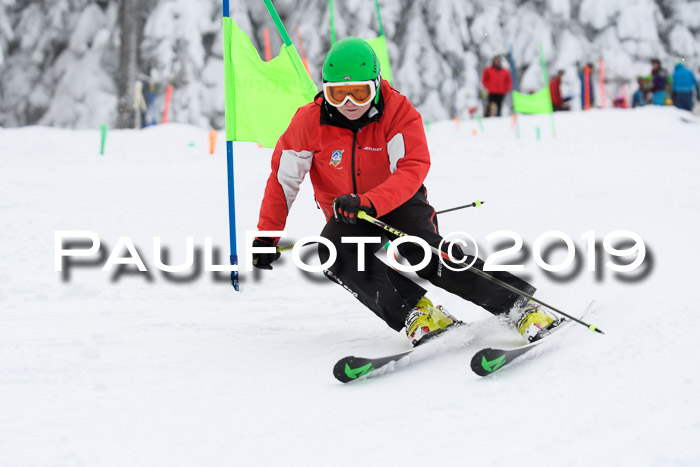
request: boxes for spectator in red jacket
[481,56,512,117]
[549,70,571,111]
[252,38,560,348]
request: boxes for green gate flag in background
[512,44,554,115]
[511,44,556,138]
[223,17,317,148]
[328,0,394,85]
[366,35,394,84]
[512,87,553,114]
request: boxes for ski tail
[333,353,411,383]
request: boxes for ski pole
[436,200,484,215]
[276,200,485,253]
[357,210,605,335]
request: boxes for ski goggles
[323,80,377,107]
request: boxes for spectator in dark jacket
[481,56,512,117]
[671,62,699,111]
[549,70,571,111]
[650,59,668,106]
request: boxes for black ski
[470,301,596,377]
[333,323,471,383]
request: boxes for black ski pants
[487,93,505,117]
[318,187,535,331]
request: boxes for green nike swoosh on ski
[481,354,506,372]
[344,362,373,379]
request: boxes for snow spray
[100,125,107,155]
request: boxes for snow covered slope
[1,107,699,466]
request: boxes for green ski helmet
[322,37,381,104]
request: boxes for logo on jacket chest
[330,149,344,168]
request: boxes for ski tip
[333,357,375,384]
[332,358,354,384]
[470,348,505,377]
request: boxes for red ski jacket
[257,80,430,232]
[482,66,512,95]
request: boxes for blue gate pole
[149,80,156,127]
[223,0,239,290]
[226,140,239,290]
[508,45,520,139]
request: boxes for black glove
[332,193,376,224]
[252,237,280,270]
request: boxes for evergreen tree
[116,0,138,129]
[0,0,14,67]
[0,0,699,127]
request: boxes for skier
[481,56,512,117]
[253,38,555,346]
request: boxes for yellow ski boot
[405,297,460,346]
[515,300,560,343]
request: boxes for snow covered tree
[116,0,138,129]
[0,0,14,67]
[140,0,220,128]
[1,0,699,127]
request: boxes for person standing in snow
[649,59,669,106]
[481,56,512,117]
[549,70,571,111]
[671,62,699,112]
[253,38,557,346]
